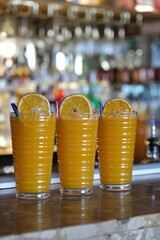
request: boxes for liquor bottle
[146,117,160,162]
[141,116,160,163]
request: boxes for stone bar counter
[1,167,160,239]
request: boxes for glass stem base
[60,187,92,196]
[16,192,50,200]
[100,184,131,191]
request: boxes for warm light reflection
[135,0,155,12]
[75,55,83,76]
[101,60,110,71]
[25,42,36,71]
[0,32,7,39]
[5,58,13,68]
[10,0,36,7]
[0,39,16,58]
[56,52,66,72]
[135,5,155,12]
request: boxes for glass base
[100,184,131,191]
[60,187,92,196]
[16,192,50,200]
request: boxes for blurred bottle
[118,68,131,84]
[154,67,160,82]
[145,116,160,163]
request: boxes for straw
[11,103,19,117]
[56,101,59,117]
[99,102,103,117]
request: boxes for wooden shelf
[0,0,159,22]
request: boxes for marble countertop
[1,175,160,239]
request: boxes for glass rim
[10,112,56,117]
[100,111,138,118]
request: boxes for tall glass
[98,111,137,191]
[56,113,98,195]
[10,113,56,200]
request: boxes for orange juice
[98,112,137,191]
[56,115,98,194]
[10,113,56,199]
[134,116,147,163]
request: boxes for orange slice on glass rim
[18,92,50,116]
[59,94,93,118]
[103,98,132,117]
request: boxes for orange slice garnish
[18,92,50,116]
[103,98,132,117]
[59,93,93,118]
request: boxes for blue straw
[99,102,103,117]
[11,103,19,117]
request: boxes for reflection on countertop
[1,177,160,239]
